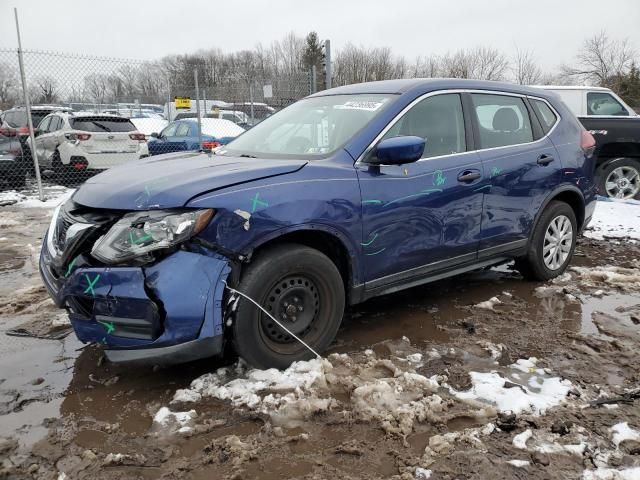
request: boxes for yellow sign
[174,97,191,109]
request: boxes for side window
[530,99,558,134]
[470,94,533,149]
[175,123,191,137]
[587,92,628,116]
[38,116,52,132]
[380,93,466,158]
[49,116,62,132]
[161,123,179,137]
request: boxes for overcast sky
[1,0,639,72]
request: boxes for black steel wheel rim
[260,274,321,348]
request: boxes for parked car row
[0,105,247,188]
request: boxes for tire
[232,243,345,369]
[596,158,640,200]
[516,201,577,281]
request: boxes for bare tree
[31,75,60,103]
[0,62,19,109]
[562,31,636,88]
[440,47,509,80]
[512,48,543,85]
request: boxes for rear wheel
[232,244,345,369]
[597,158,640,200]
[516,201,577,281]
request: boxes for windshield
[219,94,395,159]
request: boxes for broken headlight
[91,209,214,264]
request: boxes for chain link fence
[0,48,315,193]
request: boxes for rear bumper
[58,142,149,169]
[40,238,231,364]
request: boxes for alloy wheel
[543,214,573,271]
[605,166,640,199]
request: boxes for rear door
[467,92,561,257]
[34,116,52,163]
[357,92,484,287]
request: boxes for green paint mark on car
[361,233,378,246]
[433,170,446,186]
[64,257,78,278]
[97,320,115,334]
[250,193,269,213]
[83,273,101,296]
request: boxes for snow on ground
[152,407,197,435]
[610,422,640,448]
[582,467,640,480]
[451,357,573,415]
[584,198,640,240]
[0,186,74,209]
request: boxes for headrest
[492,107,519,132]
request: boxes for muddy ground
[1,203,640,480]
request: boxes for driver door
[356,93,484,285]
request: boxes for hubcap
[262,275,320,343]
[605,166,640,199]
[543,215,573,271]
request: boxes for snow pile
[0,187,74,209]
[611,422,640,448]
[582,467,640,480]
[585,199,640,240]
[474,296,502,310]
[513,428,587,455]
[170,350,452,435]
[151,407,197,435]
[451,358,573,415]
[570,266,640,289]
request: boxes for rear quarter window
[70,117,136,132]
[530,99,558,134]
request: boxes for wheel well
[251,230,352,294]
[551,190,585,230]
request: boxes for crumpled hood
[72,151,307,210]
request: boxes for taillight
[129,133,146,141]
[17,127,29,136]
[66,133,91,141]
[0,127,17,137]
[202,140,220,150]
[581,130,596,155]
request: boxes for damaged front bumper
[40,237,231,364]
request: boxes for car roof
[309,78,558,98]
[532,85,611,92]
[8,105,72,111]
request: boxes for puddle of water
[579,293,640,337]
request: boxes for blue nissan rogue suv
[39,79,597,368]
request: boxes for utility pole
[324,39,332,90]
[194,68,203,150]
[14,8,44,201]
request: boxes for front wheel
[597,158,640,200]
[516,201,577,281]
[232,244,345,369]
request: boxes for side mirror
[371,135,425,165]
[33,128,40,137]
[150,132,159,139]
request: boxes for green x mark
[97,320,115,335]
[83,274,101,296]
[64,257,78,278]
[250,192,269,213]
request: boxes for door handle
[537,154,555,166]
[457,170,481,183]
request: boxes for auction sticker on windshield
[334,100,387,111]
